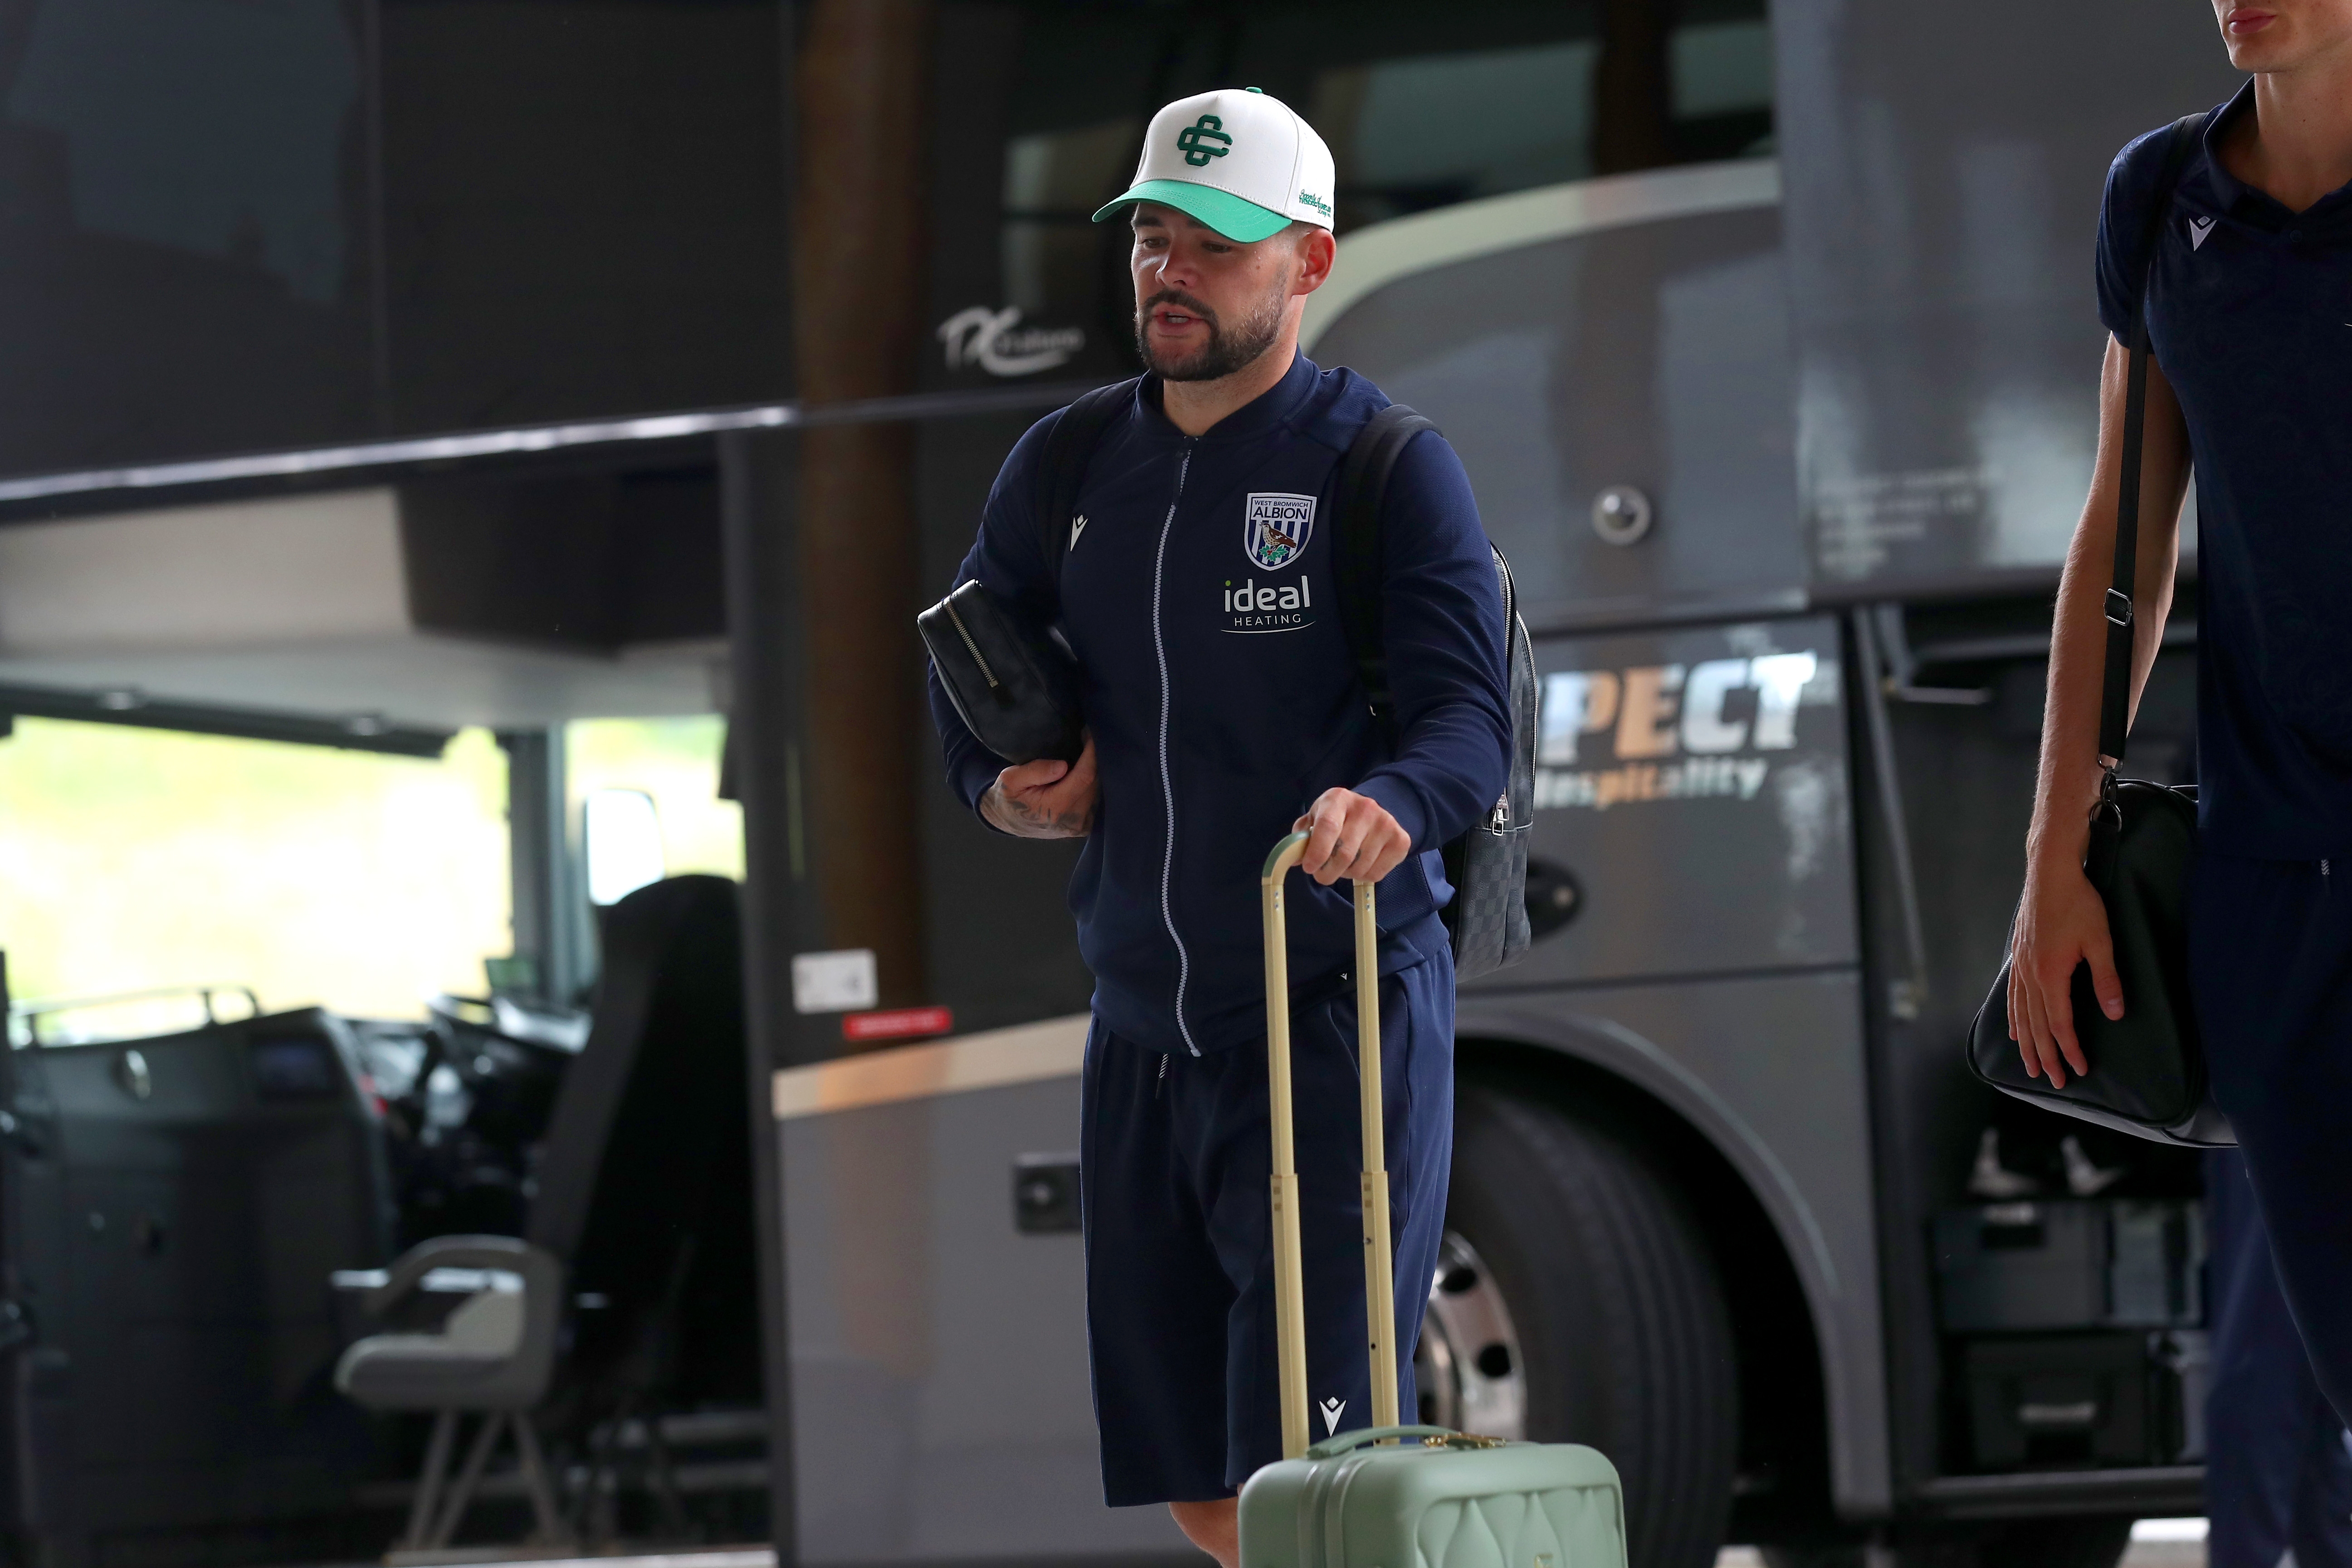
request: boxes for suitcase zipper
[1154,442,1202,1056]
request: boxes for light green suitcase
[1237,832,1631,1568]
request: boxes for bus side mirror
[583,789,665,906]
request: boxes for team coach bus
[0,1,2235,1566]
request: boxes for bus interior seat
[531,872,755,1414]
[333,1235,567,1549]
[2,1008,397,1563]
[332,873,754,1547]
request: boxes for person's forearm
[2031,534,2128,872]
[2027,340,2188,872]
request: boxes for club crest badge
[1243,493,1315,571]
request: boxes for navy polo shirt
[2097,81,2352,859]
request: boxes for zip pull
[942,599,1000,689]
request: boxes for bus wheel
[1415,1230,1529,1438]
[1437,1086,1738,1568]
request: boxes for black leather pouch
[918,579,1084,765]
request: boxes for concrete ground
[1715,1521,2207,1568]
[392,1522,2212,1568]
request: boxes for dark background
[1772,0,2239,590]
[0,0,1770,480]
[0,0,792,479]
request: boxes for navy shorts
[2203,1149,2352,1568]
[1078,950,1454,1505]
[2193,852,2352,1427]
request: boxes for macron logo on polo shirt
[2190,215,2216,250]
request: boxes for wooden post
[793,0,935,1008]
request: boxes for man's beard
[1133,285,1286,382]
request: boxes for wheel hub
[1413,1230,1527,1439]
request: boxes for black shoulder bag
[1964,111,2233,1148]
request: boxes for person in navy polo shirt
[2009,0,2352,1438]
[2204,1150,2352,1568]
[925,88,1509,1568]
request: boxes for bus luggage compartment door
[775,1016,1187,1563]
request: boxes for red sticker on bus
[842,1006,954,1042]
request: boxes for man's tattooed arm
[979,732,1098,840]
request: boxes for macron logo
[1070,514,1088,551]
[2189,216,2216,251]
[1319,1397,1346,1436]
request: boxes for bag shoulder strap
[2101,111,2210,769]
[1336,403,1440,721]
[1035,378,1141,604]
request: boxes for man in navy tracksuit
[926,88,1509,1568]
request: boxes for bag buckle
[2104,589,2133,629]
[2091,767,2124,838]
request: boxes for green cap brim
[1092,179,1292,243]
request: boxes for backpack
[1035,381,1536,981]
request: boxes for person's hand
[2006,851,2123,1089]
[982,733,1098,838]
[1292,788,1412,886]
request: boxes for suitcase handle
[1261,830,1400,1461]
[1304,1425,1480,1459]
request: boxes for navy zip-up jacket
[927,353,1510,1055]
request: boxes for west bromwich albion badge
[1243,493,1315,571]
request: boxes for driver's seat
[332,876,747,1551]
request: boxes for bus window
[933,0,1773,390]
[0,720,510,1023]
[1313,40,1607,229]
[1671,5,1776,160]
[564,716,742,884]
[0,0,375,476]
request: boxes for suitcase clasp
[1421,1432,1509,1450]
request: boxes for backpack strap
[1335,403,1440,723]
[1035,378,1141,603]
[2099,111,2209,772]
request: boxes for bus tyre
[1440,1086,1738,1568]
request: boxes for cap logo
[1176,114,1232,166]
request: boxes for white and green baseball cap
[1092,87,1337,243]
